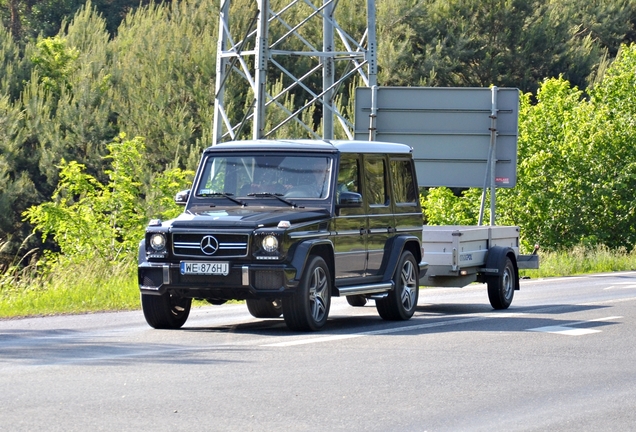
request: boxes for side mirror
[337,191,363,208]
[175,189,190,206]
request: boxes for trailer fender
[482,246,520,290]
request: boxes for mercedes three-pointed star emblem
[200,235,219,255]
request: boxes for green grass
[0,259,140,318]
[519,245,636,279]
[2,244,636,318]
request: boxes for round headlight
[149,233,166,251]
[262,235,279,253]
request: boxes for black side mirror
[337,191,363,208]
[175,189,190,206]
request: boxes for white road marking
[604,283,636,290]
[262,315,489,347]
[527,315,622,336]
[527,326,601,336]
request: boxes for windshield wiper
[247,192,300,207]
[199,192,247,206]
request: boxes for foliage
[501,44,636,251]
[0,0,156,41]
[110,0,218,169]
[423,187,483,226]
[30,35,79,96]
[22,134,192,263]
[376,0,636,93]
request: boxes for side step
[336,282,394,297]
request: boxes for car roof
[204,139,413,155]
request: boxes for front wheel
[141,292,192,329]
[283,255,331,331]
[487,257,516,309]
[376,250,419,321]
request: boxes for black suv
[138,140,427,331]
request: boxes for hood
[167,206,330,229]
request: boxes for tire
[376,250,419,321]
[283,255,331,331]
[487,257,515,310]
[346,295,368,307]
[246,299,283,318]
[141,292,192,329]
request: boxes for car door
[333,154,366,280]
[363,155,395,278]
[389,157,422,239]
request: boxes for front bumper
[138,261,299,298]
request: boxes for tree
[497,44,636,250]
[23,134,192,263]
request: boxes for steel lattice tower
[213,0,377,144]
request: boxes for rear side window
[390,159,417,204]
[365,157,387,206]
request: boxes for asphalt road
[1,272,636,431]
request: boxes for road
[1,272,635,431]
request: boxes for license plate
[180,261,229,276]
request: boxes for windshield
[194,154,332,199]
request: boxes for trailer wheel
[487,257,515,309]
[376,250,419,320]
[246,299,283,318]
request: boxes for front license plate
[180,261,230,276]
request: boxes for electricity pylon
[212,0,377,143]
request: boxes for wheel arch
[289,239,335,290]
[380,235,422,284]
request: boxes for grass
[0,258,140,318]
[518,244,636,278]
[2,244,636,319]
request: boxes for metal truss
[213,0,377,144]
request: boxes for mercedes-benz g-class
[138,139,427,331]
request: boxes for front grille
[253,270,284,290]
[172,232,249,258]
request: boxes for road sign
[355,87,519,188]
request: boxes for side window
[337,155,360,195]
[390,159,417,204]
[365,157,387,206]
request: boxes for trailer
[420,225,539,308]
[354,86,540,309]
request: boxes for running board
[336,282,394,297]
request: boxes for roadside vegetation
[2,0,636,318]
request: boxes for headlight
[262,235,279,253]
[149,233,166,251]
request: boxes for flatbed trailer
[420,225,539,308]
